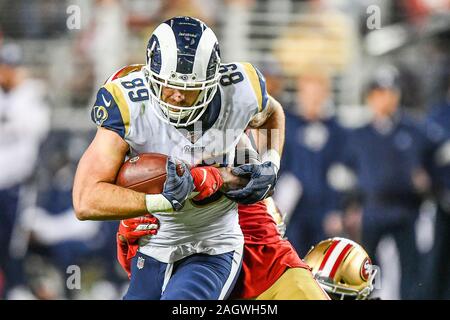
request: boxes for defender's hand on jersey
[190,166,224,201]
[117,214,158,279]
[161,157,194,211]
[225,161,278,204]
[117,214,159,245]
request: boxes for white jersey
[0,79,50,189]
[91,62,269,263]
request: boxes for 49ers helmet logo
[360,257,372,281]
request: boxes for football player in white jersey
[73,16,285,300]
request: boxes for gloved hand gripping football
[225,161,278,204]
[161,157,195,211]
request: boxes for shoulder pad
[91,82,130,138]
[105,64,145,84]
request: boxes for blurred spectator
[67,54,95,109]
[0,43,50,299]
[221,0,256,61]
[274,66,347,257]
[341,192,364,243]
[127,0,219,62]
[273,3,352,78]
[69,0,128,108]
[341,65,442,299]
[128,0,218,32]
[258,56,287,105]
[90,0,128,89]
[21,130,122,299]
[423,62,450,299]
[399,0,450,25]
[423,32,450,108]
[271,3,354,257]
[157,0,218,26]
[0,0,68,39]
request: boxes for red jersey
[231,200,310,299]
[238,201,283,244]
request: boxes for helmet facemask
[144,32,221,128]
[144,64,220,127]
[315,266,378,300]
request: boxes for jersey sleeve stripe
[241,62,263,112]
[254,66,269,111]
[103,82,131,137]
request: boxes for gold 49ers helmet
[304,237,377,300]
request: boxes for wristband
[261,149,281,172]
[145,194,173,213]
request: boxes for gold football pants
[256,268,330,300]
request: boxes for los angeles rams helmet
[304,237,377,300]
[144,16,221,127]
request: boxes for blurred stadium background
[0,0,449,300]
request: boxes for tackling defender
[304,237,378,300]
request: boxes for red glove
[190,166,224,201]
[117,238,132,279]
[116,214,159,279]
[118,215,159,244]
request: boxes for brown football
[115,153,184,194]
